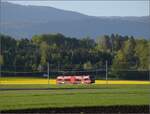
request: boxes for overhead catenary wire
[1,70,47,73]
[1,68,149,74]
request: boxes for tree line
[0,33,149,79]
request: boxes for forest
[0,33,149,79]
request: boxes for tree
[123,38,136,68]
[0,34,17,66]
[111,49,129,78]
[96,35,111,52]
[80,37,95,49]
[40,42,49,65]
[0,55,3,65]
[135,39,149,70]
[83,61,92,70]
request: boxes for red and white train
[56,75,94,84]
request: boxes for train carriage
[56,75,94,84]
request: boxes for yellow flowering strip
[95,80,150,84]
[0,78,149,85]
[0,79,56,85]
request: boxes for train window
[76,79,81,81]
[84,78,89,80]
[65,79,70,81]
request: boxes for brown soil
[1,105,149,114]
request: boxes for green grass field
[0,84,149,111]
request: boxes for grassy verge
[0,84,149,111]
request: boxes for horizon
[3,0,150,17]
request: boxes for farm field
[0,84,150,112]
[0,77,150,113]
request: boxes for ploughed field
[0,77,150,113]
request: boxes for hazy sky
[5,0,150,16]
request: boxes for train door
[71,76,76,84]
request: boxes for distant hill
[1,2,150,39]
